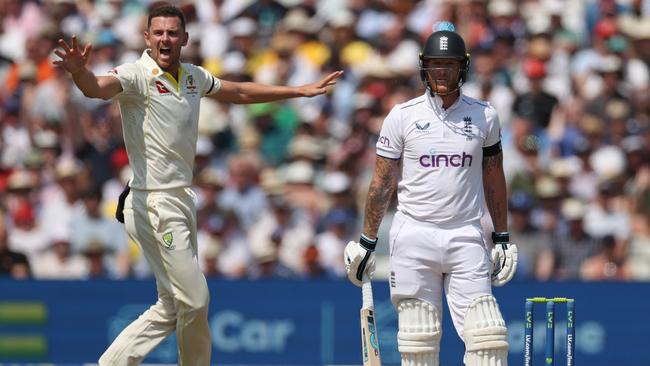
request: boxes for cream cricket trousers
[99,187,211,366]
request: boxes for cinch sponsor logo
[419,152,473,167]
[379,135,390,147]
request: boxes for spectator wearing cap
[236,0,288,37]
[536,198,600,280]
[0,209,31,279]
[566,134,600,202]
[317,170,358,233]
[314,208,353,277]
[200,236,223,279]
[282,160,326,226]
[245,102,300,165]
[508,191,549,279]
[31,227,87,279]
[571,17,620,99]
[247,238,296,280]
[4,169,39,213]
[195,166,226,230]
[31,130,63,185]
[620,135,650,211]
[463,46,515,126]
[584,55,628,121]
[7,200,48,265]
[583,180,631,251]
[39,158,84,238]
[624,212,650,280]
[227,16,260,61]
[531,175,564,233]
[219,152,269,230]
[512,58,559,130]
[197,209,251,279]
[193,135,215,176]
[1,97,32,169]
[503,116,544,194]
[71,186,130,279]
[73,104,125,188]
[248,195,314,274]
[81,239,111,279]
[4,33,55,96]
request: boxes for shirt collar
[140,50,184,80]
[141,50,184,89]
[140,50,160,75]
[425,89,464,116]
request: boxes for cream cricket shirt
[108,50,220,190]
[376,92,501,225]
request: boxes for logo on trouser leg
[162,232,174,248]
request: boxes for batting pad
[463,295,508,366]
[397,299,441,366]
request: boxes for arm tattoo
[483,152,508,231]
[363,156,399,238]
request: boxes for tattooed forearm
[363,156,399,238]
[483,152,508,232]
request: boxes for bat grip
[362,277,374,309]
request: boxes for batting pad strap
[463,295,509,352]
[464,326,508,351]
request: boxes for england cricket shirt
[108,50,221,189]
[376,92,501,225]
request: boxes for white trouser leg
[100,189,211,366]
[99,288,176,366]
[397,299,441,366]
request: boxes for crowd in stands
[0,0,649,282]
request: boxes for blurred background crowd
[0,0,649,283]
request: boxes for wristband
[491,231,509,243]
[360,234,378,251]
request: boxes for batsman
[345,23,517,366]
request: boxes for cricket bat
[360,276,381,366]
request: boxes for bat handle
[362,276,374,309]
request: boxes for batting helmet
[419,30,470,93]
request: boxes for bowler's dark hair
[148,4,186,31]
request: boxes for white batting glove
[344,234,377,287]
[490,232,518,287]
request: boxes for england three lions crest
[463,116,473,141]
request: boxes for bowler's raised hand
[53,35,93,75]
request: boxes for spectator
[508,191,549,279]
[581,234,630,280]
[248,194,313,274]
[314,208,353,277]
[537,198,600,280]
[197,210,251,279]
[7,200,48,264]
[31,228,87,279]
[219,151,269,230]
[0,210,31,279]
[71,186,130,279]
[512,58,559,131]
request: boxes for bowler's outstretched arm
[53,35,122,100]
[212,71,343,104]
